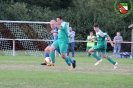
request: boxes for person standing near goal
[88,23,118,69]
[41,20,76,68]
[48,16,73,70]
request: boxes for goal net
[0,21,54,56]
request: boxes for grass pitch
[0,56,133,88]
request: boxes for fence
[0,38,133,57]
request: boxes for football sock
[107,56,116,64]
[68,56,74,63]
[92,52,101,60]
[65,56,71,66]
[98,52,102,59]
[44,53,49,58]
[88,54,91,57]
[50,51,55,63]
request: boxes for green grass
[0,56,133,88]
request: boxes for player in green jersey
[48,16,73,70]
[88,24,118,69]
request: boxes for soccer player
[48,16,74,70]
[41,19,76,68]
[88,23,118,69]
[41,20,60,65]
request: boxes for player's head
[90,31,93,36]
[116,32,120,36]
[69,27,72,32]
[93,23,99,32]
[50,20,57,29]
[56,16,63,25]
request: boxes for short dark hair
[57,16,63,20]
[93,23,99,27]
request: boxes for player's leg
[88,46,102,65]
[102,52,118,69]
[67,43,76,68]
[97,52,102,59]
[71,42,75,57]
[44,46,50,57]
[87,47,92,57]
[59,42,72,70]
[88,46,101,60]
[48,41,59,66]
[67,56,76,68]
[56,48,61,56]
[41,45,50,65]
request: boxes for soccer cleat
[47,63,55,66]
[72,60,76,68]
[41,62,46,65]
[68,64,72,70]
[94,59,102,66]
[114,62,118,69]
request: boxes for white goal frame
[0,20,70,56]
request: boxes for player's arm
[107,36,114,47]
[97,32,107,37]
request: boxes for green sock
[65,56,71,66]
[107,56,116,64]
[88,54,91,57]
[50,51,55,63]
[92,52,101,60]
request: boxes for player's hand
[51,30,53,33]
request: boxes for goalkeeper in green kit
[48,16,73,70]
[88,23,118,69]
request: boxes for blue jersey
[53,27,58,41]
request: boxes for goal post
[0,20,69,56]
[0,20,53,56]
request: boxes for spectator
[67,27,75,57]
[86,31,95,51]
[113,32,123,58]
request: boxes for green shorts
[52,40,68,54]
[93,45,106,54]
[86,47,92,51]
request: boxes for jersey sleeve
[60,22,66,30]
[97,31,107,37]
